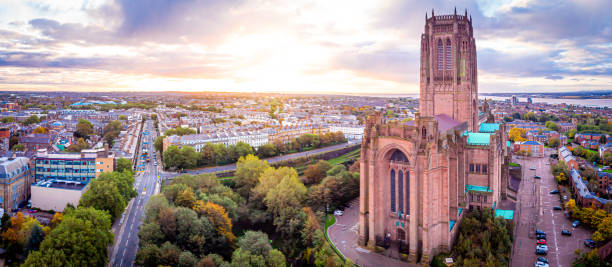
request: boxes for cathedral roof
[479,123,500,133]
[466,132,492,146]
[434,114,462,132]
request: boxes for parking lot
[511,149,592,267]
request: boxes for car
[536,233,547,239]
[561,229,572,236]
[333,210,343,216]
[534,175,541,179]
[530,167,536,170]
[549,189,559,194]
[563,195,568,201]
[154,162,158,166]
[535,262,549,267]
[537,257,549,264]
[584,239,596,248]
[536,245,548,255]
[553,206,562,210]
[28,209,37,213]
[535,229,546,235]
[536,239,547,245]
[573,220,580,228]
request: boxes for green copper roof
[495,209,514,220]
[467,132,492,146]
[479,123,500,133]
[465,185,493,193]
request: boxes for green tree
[154,136,164,152]
[75,119,94,138]
[23,115,40,126]
[103,120,123,146]
[1,117,15,123]
[116,158,132,173]
[119,115,128,121]
[23,207,113,267]
[135,243,160,267]
[176,187,196,208]
[178,251,198,267]
[24,223,44,255]
[79,179,126,221]
[11,143,25,151]
[257,143,277,157]
[235,155,270,200]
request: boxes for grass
[327,148,361,166]
[324,214,346,261]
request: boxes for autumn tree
[32,126,48,134]
[75,119,94,139]
[303,160,332,184]
[194,201,236,244]
[508,128,526,142]
[235,154,269,200]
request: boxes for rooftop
[465,184,492,193]
[479,123,500,133]
[467,132,492,146]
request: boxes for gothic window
[469,164,474,172]
[398,170,404,214]
[445,39,452,70]
[390,169,396,212]
[405,171,410,215]
[477,195,481,202]
[437,39,443,70]
[470,194,473,202]
[484,196,487,203]
[475,164,480,172]
[397,228,406,241]
[422,127,427,139]
[482,165,488,174]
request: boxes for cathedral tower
[419,8,478,131]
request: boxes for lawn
[327,148,361,166]
[509,162,521,167]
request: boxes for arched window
[398,170,404,214]
[445,39,452,70]
[397,228,406,241]
[405,171,410,215]
[422,127,427,139]
[437,39,443,70]
[390,169,396,212]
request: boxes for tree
[257,143,276,158]
[119,115,128,121]
[165,127,196,136]
[238,231,272,256]
[304,160,332,184]
[604,153,612,166]
[523,112,536,121]
[264,170,307,215]
[178,251,198,267]
[116,158,132,173]
[568,129,577,138]
[194,201,236,245]
[75,119,94,138]
[1,117,15,123]
[23,115,40,126]
[11,143,25,151]
[103,120,123,146]
[135,243,161,267]
[155,136,164,152]
[23,207,113,267]
[79,179,126,221]
[235,155,269,200]
[65,137,89,152]
[24,224,44,255]
[508,128,526,142]
[600,134,607,144]
[548,137,560,148]
[176,187,196,208]
[32,126,48,134]
[545,121,560,132]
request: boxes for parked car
[553,206,562,210]
[537,257,549,264]
[536,239,547,245]
[584,239,596,248]
[536,233,547,240]
[536,245,548,255]
[535,262,549,267]
[530,167,536,170]
[563,195,568,201]
[534,175,541,179]
[561,229,572,236]
[573,220,580,228]
[334,210,343,216]
[549,190,559,194]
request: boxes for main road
[108,131,358,266]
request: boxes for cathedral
[358,9,510,264]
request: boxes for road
[109,120,170,267]
[182,141,357,175]
[511,148,592,267]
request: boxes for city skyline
[0,0,610,93]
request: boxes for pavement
[511,148,592,267]
[109,120,169,267]
[328,198,418,267]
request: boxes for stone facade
[358,9,509,264]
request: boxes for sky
[0,0,610,94]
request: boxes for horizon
[0,0,611,93]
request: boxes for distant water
[354,93,610,108]
[478,95,612,108]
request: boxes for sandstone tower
[419,8,478,131]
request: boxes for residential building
[0,157,32,210]
[513,141,544,157]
